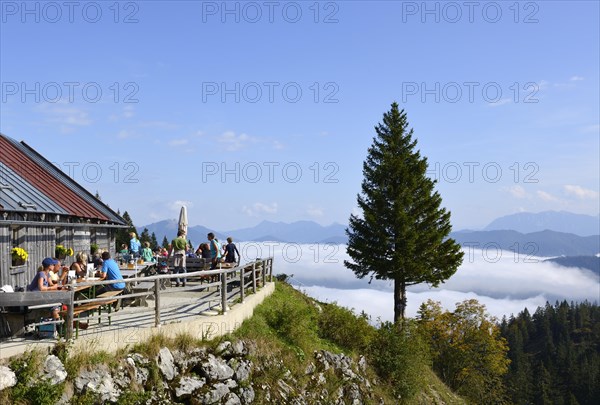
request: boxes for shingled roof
[0,133,126,225]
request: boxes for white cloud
[538,80,549,90]
[109,106,135,121]
[117,129,135,139]
[242,202,278,217]
[307,205,324,218]
[218,131,253,152]
[168,200,193,212]
[569,76,584,81]
[38,102,92,131]
[537,190,560,202]
[237,242,600,321]
[564,185,599,200]
[505,185,527,199]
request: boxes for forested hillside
[500,301,600,405]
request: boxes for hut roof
[0,133,126,225]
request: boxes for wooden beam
[0,291,72,307]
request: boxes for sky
[1,1,599,231]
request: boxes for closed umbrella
[178,206,188,237]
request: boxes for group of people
[27,250,125,329]
[168,232,240,287]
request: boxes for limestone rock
[74,365,120,402]
[0,365,17,390]
[202,354,235,381]
[239,385,255,404]
[202,382,230,404]
[224,392,242,405]
[157,347,177,381]
[175,375,205,398]
[42,355,68,385]
[229,358,252,382]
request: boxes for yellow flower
[11,247,28,261]
[66,248,74,256]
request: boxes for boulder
[202,382,230,404]
[0,365,17,390]
[157,347,177,381]
[42,355,67,385]
[202,354,235,381]
[174,375,205,398]
[74,365,120,402]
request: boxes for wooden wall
[0,224,118,289]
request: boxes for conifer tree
[345,102,464,323]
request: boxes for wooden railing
[63,257,274,339]
[0,258,274,340]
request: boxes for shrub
[318,303,375,353]
[369,321,429,401]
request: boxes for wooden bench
[61,290,123,337]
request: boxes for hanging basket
[11,257,25,267]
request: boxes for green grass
[1,281,465,405]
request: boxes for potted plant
[90,243,99,256]
[55,245,74,259]
[11,247,28,266]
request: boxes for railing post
[262,259,266,286]
[66,288,74,340]
[240,266,245,303]
[251,262,257,294]
[270,257,274,281]
[154,278,161,327]
[221,270,227,313]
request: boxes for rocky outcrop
[0,341,380,404]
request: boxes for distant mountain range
[450,230,600,257]
[140,211,599,256]
[139,219,347,246]
[544,256,600,275]
[484,211,599,237]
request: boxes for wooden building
[0,133,127,289]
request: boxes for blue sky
[1,1,598,231]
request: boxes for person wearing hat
[27,257,63,321]
[28,258,62,292]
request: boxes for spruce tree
[140,227,151,244]
[151,232,159,250]
[161,236,169,249]
[345,102,463,323]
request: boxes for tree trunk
[394,279,407,324]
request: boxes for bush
[369,321,429,401]
[318,303,375,353]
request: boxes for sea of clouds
[237,242,599,322]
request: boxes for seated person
[96,251,126,294]
[51,259,69,285]
[200,243,212,259]
[70,252,89,279]
[27,258,62,321]
[141,242,154,262]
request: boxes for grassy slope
[0,281,465,405]
[233,281,465,405]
